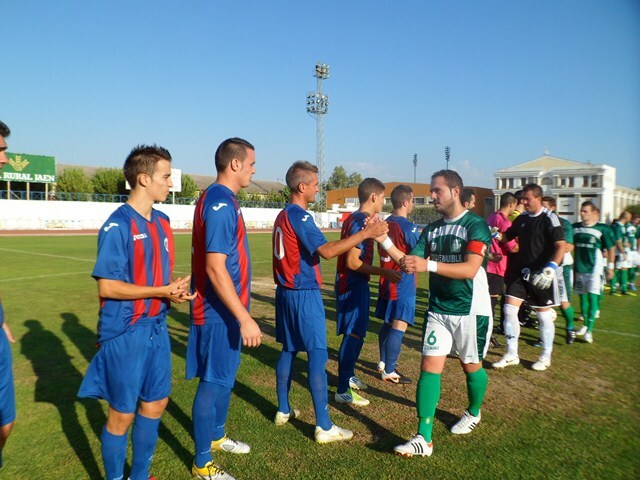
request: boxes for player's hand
[530,262,557,290]
[401,255,428,273]
[382,268,402,283]
[488,252,503,263]
[2,322,16,344]
[240,317,263,348]
[364,219,389,240]
[166,275,194,303]
[490,227,502,241]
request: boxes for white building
[493,155,640,223]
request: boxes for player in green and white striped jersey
[625,216,639,291]
[610,211,633,296]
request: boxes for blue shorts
[77,316,171,414]
[335,282,371,338]
[374,296,416,326]
[276,286,327,352]
[0,327,16,427]
[186,320,241,388]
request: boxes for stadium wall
[0,200,342,231]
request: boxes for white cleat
[394,434,433,457]
[210,436,250,454]
[450,410,481,435]
[274,407,300,426]
[334,388,370,406]
[576,325,588,336]
[492,354,520,369]
[314,424,354,444]
[377,361,386,373]
[584,332,593,344]
[348,375,368,390]
[531,356,551,371]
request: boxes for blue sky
[3,0,639,189]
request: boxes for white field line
[0,248,94,263]
[0,271,90,282]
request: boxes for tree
[56,167,94,193]
[177,174,198,199]
[347,172,362,187]
[92,168,126,194]
[326,165,363,190]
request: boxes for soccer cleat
[492,354,520,369]
[575,325,588,336]
[192,461,236,480]
[595,310,600,319]
[623,291,637,297]
[612,291,622,297]
[489,335,503,348]
[314,424,354,444]
[576,314,584,323]
[211,436,250,454]
[531,356,551,371]
[348,375,368,390]
[566,330,576,345]
[450,410,481,435]
[129,476,157,480]
[381,370,413,384]
[274,407,300,426]
[629,284,638,292]
[377,361,386,373]
[584,332,593,344]
[394,434,433,457]
[334,388,370,406]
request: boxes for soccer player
[542,196,576,344]
[0,120,16,470]
[573,202,615,343]
[461,188,476,210]
[334,178,401,406]
[272,161,388,442]
[375,185,419,384]
[625,215,639,292]
[381,170,492,457]
[188,138,262,480]
[78,145,195,480]
[610,211,633,296]
[492,183,566,372]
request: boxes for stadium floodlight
[306,62,330,210]
[445,146,451,170]
[413,153,418,183]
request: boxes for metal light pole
[306,62,330,210]
[413,153,418,183]
[445,146,450,170]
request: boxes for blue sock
[276,350,297,414]
[130,414,161,480]
[192,381,218,468]
[307,349,332,430]
[212,385,232,442]
[384,328,405,374]
[101,426,128,480]
[378,322,391,365]
[337,335,363,394]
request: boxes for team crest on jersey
[164,237,169,252]
[430,241,438,252]
[452,238,462,253]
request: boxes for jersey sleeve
[204,201,236,255]
[563,219,574,244]
[467,217,491,257]
[548,214,566,243]
[92,219,129,281]
[504,215,521,241]
[290,209,328,255]
[349,215,366,250]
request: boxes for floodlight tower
[445,146,451,170]
[306,62,330,209]
[413,153,418,183]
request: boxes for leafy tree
[237,188,248,201]
[92,168,126,194]
[177,174,198,199]
[347,172,363,187]
[624,204,640,217]
[56,167,94,193]
[327,166,363,190]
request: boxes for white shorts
[422,311,492,364]
[574,272,603,295]
[557,266,572,303]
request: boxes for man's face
[0,135,8,170]
[465,194,476,210]
[302,173,320,203]
[522,190,542,213]
[371,192,385,213]
[147,159,173,202]
[431,176,457,217]
[238,148,256,189]
[541,201,555,212]
[405,193,415,214]
[580,206,595,223]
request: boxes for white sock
[503,303,521,357]
[537,310,556,359]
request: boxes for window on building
[414,197,426,205]
[345,197,359,206]
[591,175,600,188]
[569,177,574,188]
[541,177,552,186]
[583,175,589,188]
[508,178,514,188]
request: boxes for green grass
[1,232,639,479]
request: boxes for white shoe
[314,424,354,444]
[576,325,588,336]
[381,370,412,384]
[492,354,520,369]
[584,332,593,344]
[192,461,236,479]
[450,410,481,435]
[394,434,433,457]
[348,375,368,390]
[531,356,551,371]
[377,361,386,373]
[334,388,370,406]
[595,310,600,319]
[211,436,250,454]
[274,407,300,426]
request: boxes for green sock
[466,368,488,417]
[580,295,588,320]
[416,371,441,442]
[620,270,629,293]
[561,305,575,331]
[587,293,599,332]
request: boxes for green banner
[2,152,56,183]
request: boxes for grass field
[1,232,639,479]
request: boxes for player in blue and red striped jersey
[334,178,401,406]
[272,161,388,443]
[78,145,195,480]
[188,138,262,480]
[376,185,420,385]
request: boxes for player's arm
[206,252,262,348]
[0,299,15,344]
[345,247,402,283]
[97,276,193,303]
[317,220,388,260]
[550,240,567,266]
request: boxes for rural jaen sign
[2,153,56,183]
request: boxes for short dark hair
[215,137,254,173]
[286,161,318,191]
[513,190,524,204]
[431,169,463,191]
[0,121,10,138]
[522,183,543,198]
[581,200,596,210]
[123,144,172,188]
[499,192,517,209]
[461,188,475,206]
[357,177,385,204]
[390,184,413,209]
[542,196,556,208]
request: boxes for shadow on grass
[21,318,105,480]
